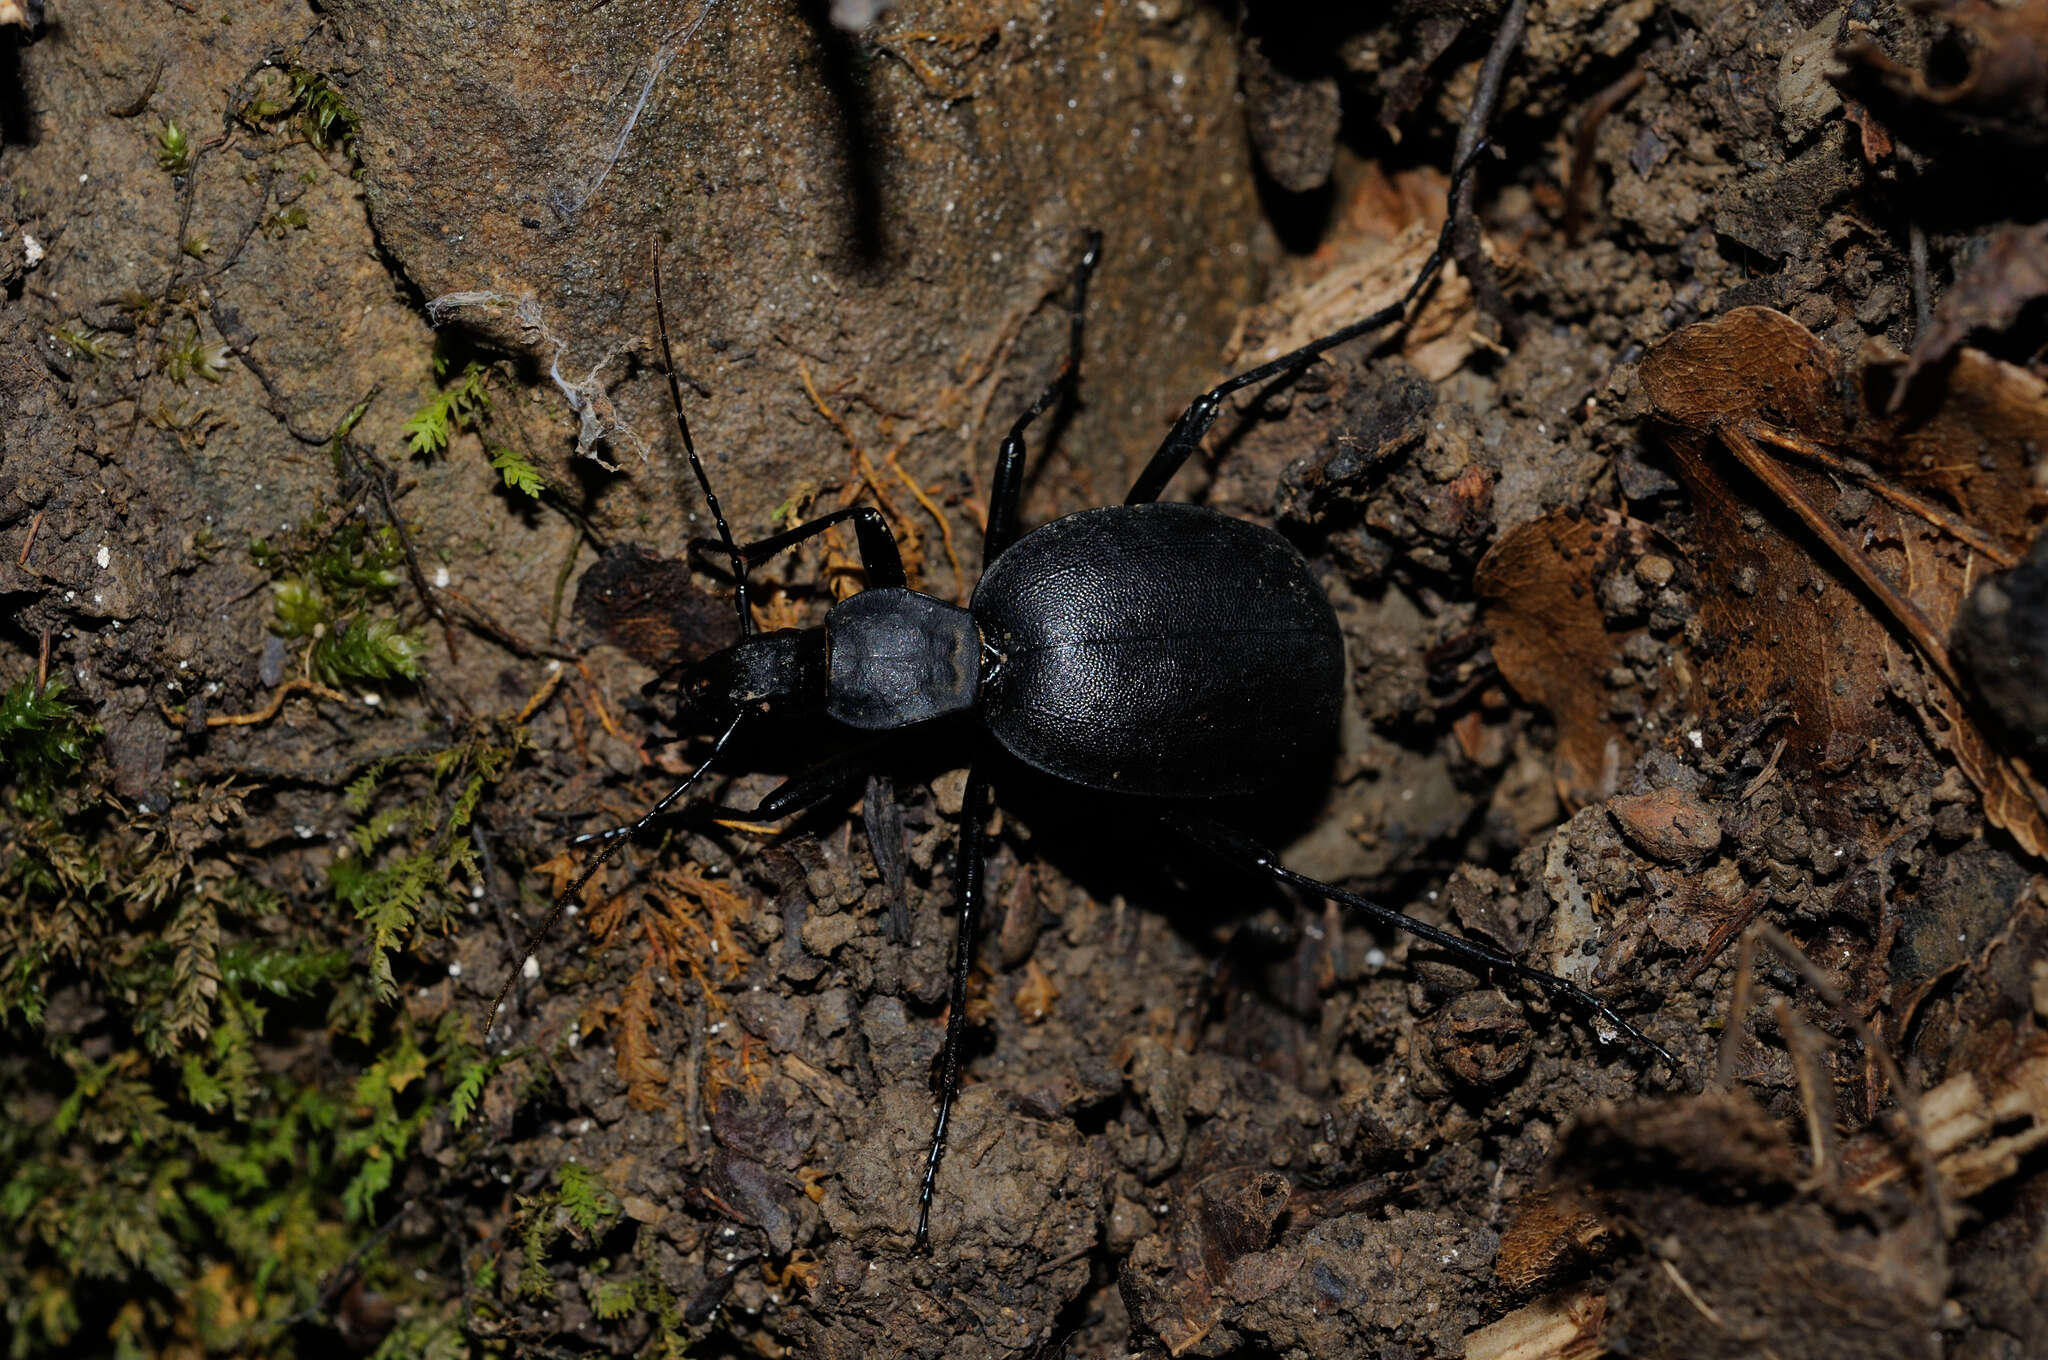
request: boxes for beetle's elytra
[487,146,1674,1252]
[974,503,1344,797]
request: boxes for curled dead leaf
[1476,509,1670,808]
[1641,306,2048,856]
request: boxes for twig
[886,441,968,602]
[337,435,462,667]
[17,510,42,567]
[1712,928,1759,1092]
[1658,1258,1728,1332]
[1722,423,1961,692]
[1744,421,2020,568]
[548,521,585,642]
[515,663,567,724]
[1774,997,1840,1185]
[105,56,166,117]
[795,360,922,587]
[1450,0,1528,344]
[1740,738,1786,800]
[1752,922,1946,1233]
[1908,222,1932,341]
[1679,886,1767,988]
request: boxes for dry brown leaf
[573,542,739,670]
[1476,509,1666,807]
[1640,306,2048,853]
[1635,304,1844,437]
[1862,342,2048,553]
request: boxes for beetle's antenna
[1167,814,1679,1070]
[1212,137,1492,400]
[485,712,746,1041]
[1125,141,1493,506]
[654,248,755,638]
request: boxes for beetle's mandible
[487,146,1676,1251]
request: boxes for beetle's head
[677,627,828,721]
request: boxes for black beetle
[489,150,1673,1249]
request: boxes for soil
[4,2,2047,1358]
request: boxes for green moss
[0,678,97,815]
[237,63,362,163]
[154,119,192,175]
[50,325,117,363]
[311,616,423,686]
[402,361,491,458]
[556,1161,620,1236]
[289,67,361,158]
[331,727,525,1005]
[159,326,229,386]
[253,521,426,688]
[0,714,525,1356]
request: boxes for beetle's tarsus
[1167,812,1678,1071]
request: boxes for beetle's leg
[983,231,1103,565]
[915,764,993,1249]
[1123,145,1489,507]
[485,713,747,1040]
[691,743,884,823]
[688,504,906,588]
[1164,813,1679,1069]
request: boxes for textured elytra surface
[974,503,1343,797]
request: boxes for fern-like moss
[402,362,491,458]
[256,522,424,688]
[488,443,547,497]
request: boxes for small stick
[1451,0,1529,344]
[1722,423,1961,692]
[204,675,349,727]
[1745,421,2020,568]
[17,510,42,568]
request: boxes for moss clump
[236,63,362,162]
[0,678,97,816]
[331,726,526,1001]
[153,119,191,174]
[253,521,426,687]
[0,718,525,1357]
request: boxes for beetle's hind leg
[983,231,1103,565]
[915,764,994,1250]
[1165,813,1678,1070]
[1122,144,1490,507]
